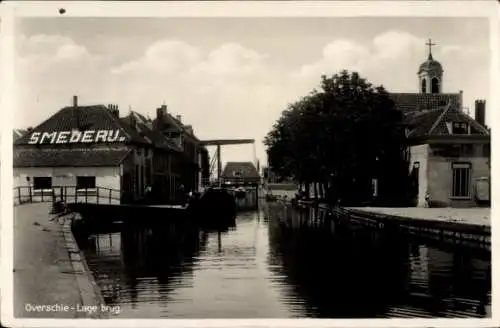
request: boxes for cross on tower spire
[426,38,436,60]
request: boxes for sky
[15,17,491,166]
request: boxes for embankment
[13,203,108,318]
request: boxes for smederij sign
[28,130,127,145]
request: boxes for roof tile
[389,93,461,113]
[121,113,182,152]
[15,106,150,146]
[222,162,260,179]
[14,148,131,167]
[404,105,490,139]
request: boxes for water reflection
[78,203,491,318]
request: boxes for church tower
[418,39,443,94]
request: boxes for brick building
[388,42,490,207]
[152,105,206,193]
[13,96,206,204]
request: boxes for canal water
[77,203,491,318]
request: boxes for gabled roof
[121,111,182,152]
[14,147,131,168]
[153,113,200,142]
[14,105,150,146]
[221,162,260,179]
[153,113,183,133]
[389,93,461,113]
[404,103,490,140]
[13,129,27,141]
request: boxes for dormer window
[452,122,469,134]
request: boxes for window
[452,163,471,198]
[452,122,469,134]
[431,77,440,94]
[421,79,426,93]
[33,177,52,190]
[76,176,96,190]
[482,144,490,157]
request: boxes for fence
[13,185,122,206]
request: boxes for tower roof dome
[419,39,443,74]
[418,53,443,74]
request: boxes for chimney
[459,90,463,111]
[107,104,119,118]
[129,111,137,127]
[156,104,167,120]
[475,99,486,126]
[176,114,182,122]
[184,124,193,135]
[73,95,81,130]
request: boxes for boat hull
[188,188,237,228]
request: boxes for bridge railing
[14,185,122,206]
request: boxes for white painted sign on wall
[28,130,127,145]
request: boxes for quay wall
[60,217,110,319]
[265,201,490,251]
[13,203,110,319]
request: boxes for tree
[264,70,410,206]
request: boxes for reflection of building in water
[94,233,122,257]
[408,245,430,296]
[85,233,125,305]
[82,225,203,311]
[426,247,454,298]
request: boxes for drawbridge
[200,138,257,186]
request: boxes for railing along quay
[267,201,490,252]
[13,185,122,206]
